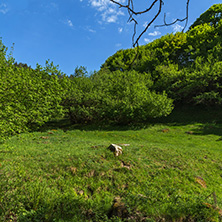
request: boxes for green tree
[0,40,64,139]
[72,66,88,78]
[190,4,222,29]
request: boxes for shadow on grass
[156,105,222,125]
[190,124,222,141]
[40,105,222,138]
[157,105,222,140]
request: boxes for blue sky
[0,0,220,75]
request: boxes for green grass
[1,106,222,221]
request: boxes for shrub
[97,70,174,124]
[63,70,174,125]
[61,75,103,124]
[0,41,64,139]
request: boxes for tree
[110,0,190,47]
[14,62,31,69]
[72,66,88,78]
[0,41,64,139]
[189,3,222,29]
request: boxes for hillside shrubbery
[61,74,102,124]
[153,59,222,105]
[61,69,173,124]
[0,43,173,140]
[1,4,222,138]
[0,42,64,139]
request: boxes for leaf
[70,167,77,175]
[203,203,222,216]
[195,176,207,188]
[40,136,49,139]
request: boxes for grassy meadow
[1,5,222,221]
[1,106,222,221]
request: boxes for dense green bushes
[0,42,64,139]
[0,40,173,140]
[153,59,222,105]
[61,74,102,124]
[62,70,173,124]
[60,4,222,124]
[1,4,222,138]
[95,70,173,124]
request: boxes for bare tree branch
[110,0,191,46]
[135,0,163,47]
[110,0,159,15]
[155,0,190,32]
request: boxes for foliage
[62,70,174,124]
[101,32,188,74]
[153,59,222,105]
[190,4,222,29]
[0,41,64,139]
[1,4,222,135]
[72,65,88,78]
[61,75,102,124]
[94,70,173,124]
[101,4,222,106]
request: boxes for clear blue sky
[0,0,220,75]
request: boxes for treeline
[0,44,173,140]
[0,4,222,139]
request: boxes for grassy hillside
[1,106,222,221]
[1,4,222,221]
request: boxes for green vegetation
[1,3,222,221]
[1,106,222,221]
[1,4,222,139]
[63,70,173,125]
[101,4,222,106]
[0,42,64,139]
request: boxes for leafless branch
[110,0,162,47]
[135,0,162,47]
[155,0,190,32]
[110,0,159,15]
[110,0,190,46]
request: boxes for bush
[62,70,174,124]
[97,70,174,124]
[0,41,64,139]
[152,58,222,106]
[61,75,103,124]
